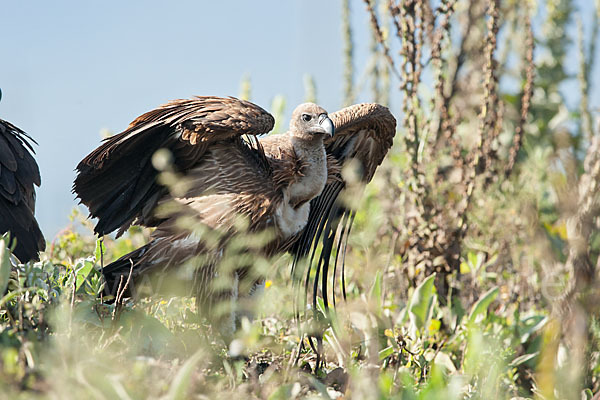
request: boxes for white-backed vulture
[73,96,396,322]
[0,101,45,262]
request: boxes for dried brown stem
[505,14,534,178]
[364,0,402,80]
[431,0,457,146]
[457,0,499,237]
[342,0,354,106]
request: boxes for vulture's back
[0,119,45,262]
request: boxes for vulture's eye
[301,114,312,122]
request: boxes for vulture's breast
[287,145,327,206]
[274,193,311,238]
[273,144,327,238]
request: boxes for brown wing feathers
[73,96,275,236]
[327,103,396,180]
[0,119,45,262]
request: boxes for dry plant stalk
[364,0,536,296]
[342,0,355,107]
[365,0,401,80]
[505,15,534,178]
[458,0,500,233]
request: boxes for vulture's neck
[288,134,327,208]
[264,131,329,239]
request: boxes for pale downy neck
[288,133,328,207]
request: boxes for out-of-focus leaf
[166,349,204,400]
[369,270,382,312]
[0,236,10,296]
[379,345,394,360]
[74,258,94,291]
[509,352,539,368]
[433,351,457,373]
[519,315,548,343]
[0,288,37,308]
[268,383,295,400]
[94,239,106,263]
[407,273,436,331]
[447,295,466,331]
[303,374,332,399]
[119,309,182,356]
[459,262,471,274]
[72,300,109,328]
[468,287,499,325]
[467,251,485,273]
[428,319,441,334]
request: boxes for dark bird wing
[290,103,396,311]
[73,96,275,236]
[0,119,45,262]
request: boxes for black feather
[0,119,45,262]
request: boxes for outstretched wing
[0,119,45,262]
[73,96,275,236]
[290,103,396,311]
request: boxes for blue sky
[0,1,597,238]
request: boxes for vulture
[73,96,395,327]
[0,92,45,262]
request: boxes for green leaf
[468,287,499,325]
[408,273,436,331]
[369,270,382,313]
[428,319,441,334]
[119,309,181,355]
[303,374,332,399]
[369,270,382,300]
[0,288,38,308]
[74,259,94,291]
[73,300,108,328]
[0,236,10,296]
[459,262,471,274]
[166,349,204,400]
[467,251,485,273]
[509,352,539,368]
[268,384,295,400]
[379,345,395,360]
[94,238,106,263]
[433,351,457,373]
[519,315,548,343]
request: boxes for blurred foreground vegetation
[2,0,600,398]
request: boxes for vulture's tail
[101,242,194,301]
[101,244,150,300]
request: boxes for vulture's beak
[318,114,335,137]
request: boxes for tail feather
[102,244,150,299]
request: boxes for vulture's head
[289,103,334,140]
